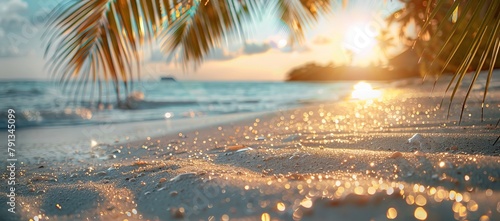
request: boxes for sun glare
[351,82,381,100]
[277,39,288,48]
[341,21,383,66]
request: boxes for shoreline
[1,76,500,220]
[5,110,279,164]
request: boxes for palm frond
[275,0,331,44]
[159,0,264,69]
[44,0,192,104]
[401,0,500,124]
[160,0,330,68]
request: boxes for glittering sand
[2,75,500,221]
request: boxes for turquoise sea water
[0,80,360,128]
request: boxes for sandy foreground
[1,75,500,221]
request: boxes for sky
[0,0,403,81]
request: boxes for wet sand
[1,75,500,221]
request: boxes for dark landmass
[286,65,420,81]
[287,48,500,82]
[287,49,420,81]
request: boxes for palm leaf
[457,13,500,122]
[275,0,330,44]
[412,0,500,124]
[44,0,193,105]
[45,0,329,104]
[483,38,500,121]
[160,0,330,68]
[159,0,260,68]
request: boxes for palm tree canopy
[44,0,331,104]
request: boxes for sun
[268,34,289,49]
[277,39,288,48]
[342,22,381,65]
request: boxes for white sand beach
[1,75,500,221]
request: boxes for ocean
[0,80,360,128]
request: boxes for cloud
[147,47,236,64]
[0,0,29,26]
[148,49,167,62]
[207,47,236,60]
[1,0,28,12]
[149,42,273,64]
[313,35,332,45]
[0,45,20,56]
[294,45,312,53]
[207,42,271,60]
[243,42,270,55]
[0,0,31,57]
[277,43,312,54]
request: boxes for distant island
[287,49,420,81]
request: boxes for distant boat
[160,76,176,81]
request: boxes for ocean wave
[0,88,45,97]
[1,81,352,128]
[0,108,93,128]
[117,98,265,110]
[119,100,200,110]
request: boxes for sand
[1,74,500,221]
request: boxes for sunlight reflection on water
[351,82,382,100]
